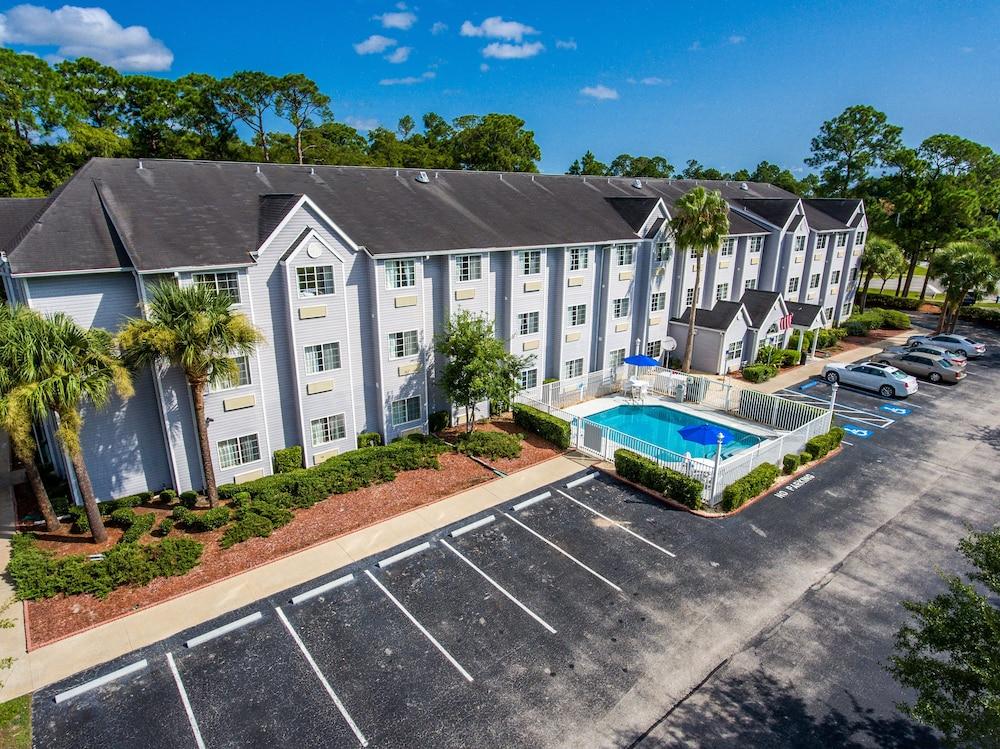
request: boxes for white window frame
[726,340,743,361]
[650,292,666,312]
[809,273,821,289]
[568,247,589,271]
[608,348,626,368]
[517,311,540,335]
[567,304,587,327]
[304,341,342,374]
[519,368,537,389]
[212,355,251,392]
[612,297,630,319]
[193,271,241,304]
[388,330,419,359]
[720,238,736,257]
[564,358,584,379]
[744,278,757,290]
[386,259,417,289]
[716,282,729,301]
[794,235,806,253]
[311,413,346,446]
[855,231,866,246]
[825,307,834,320]
[836,232,848,247]
[842,301,852,315]
[615,244,635,266]
[297,265,335,298]
[749,236,764,253]
[456,254,482,283]
[816,234,829,250]
[521,250,542,275]
[831,270,841,285]
[646,340,662,358]
[391,396,421,426]
[218,433,260,470]
[654,241,672,262]
[787,277,800,293]
[684,288,695,306]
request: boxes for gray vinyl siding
[646,242,673,359]
[560,245,598,375]
[424,255,449,414]
[508,247,551,380]
[24,273,172,499]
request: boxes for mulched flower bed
[19,451,497,648]
[438,415,566,474]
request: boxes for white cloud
[0,4,173,71]
[385,45,411,63]
[460,16,538,42]
[375,11,416,30]
[430,21,448,35]
[344,115,379,132]
[480,62,489,72]
[354,34,397,54]
[580,84,618,100]
[640,76,666,85]
[481,41,544,59]
[727,34,746,45]
[555,38,577,50]
[379,70,435,86]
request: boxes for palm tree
[118,283,263,508]
[669,187,731,372]
[930,241,1000,333]
[0,306,60,531]
[858,235,904,311]
[13,313,133,543]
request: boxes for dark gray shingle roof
[804,198,862,225]
[785,301,824,327]
[739,289,782,328]
[0,198,49,258]
[605,197,660,232]
[673,301,745,331]
[801,200,850,231]
[737,198,800,229]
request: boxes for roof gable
[739,289,784,328]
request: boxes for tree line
[0,49,542,197]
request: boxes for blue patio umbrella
[623,354,660,367]
[678,423,735,446]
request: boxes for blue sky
[2,1,999,173]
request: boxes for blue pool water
[586,405,761,461]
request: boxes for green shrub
[356,432,383,449]
[879,309,911,329]
[457,430,523,460]
[220,513,274,549]
[237,500,293,528]
[799,451,813,464]
[173,506,230,532]
[228,491,252,509]
[805,426,845,460]
[157,517,174,536]
[817,327,848,348]
[754,344,781,365]
[179,491,199,509]
[721,463,780,512]
[273,445,303,474]
[779,348,801,367]
[146,537,203,577]
[159,489,177,503]
[844,319,869,337]
[614,449,704,510]
[120,512,156,544]
[428,410,450,433]
[861,293,921,311]
[958,306,1000,328]
[109,507,137,527]
[542,377,559,384]
[67,506,89,534]
[742,363,778,383]
[103,543,156,586]
[511,403,571,449]
[782,453,800,475]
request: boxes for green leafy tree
[117,283,264,507]
[451,114,541,172]
[11,313,133,543]
[929,241,1000,332]
[0,306,59,531]
[397,115,416,139]
[806,104,903,197]
[888,526,1000,747]
[567,150,608,175]
[217,71,281,161]
[681,159,726,180]
[274,73,332,165]
[669,187,731,372]
[434,311,533,432]
[608,154,673,178]
[857,236,905,310]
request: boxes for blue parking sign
[879,404,911,416]
[842,423,874,439]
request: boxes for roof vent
[415,171,430,184]
[137,160,144,170]
[740,182,749,190]
[310,167,315,175]
[256,165,261,174]
[631,178,643,189]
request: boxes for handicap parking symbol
[842,423,874,438]
[879,404,911,416]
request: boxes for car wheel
[952,349,963,356]
[879,385,894,398]
[825,371,839,383]
[929,372,942,383]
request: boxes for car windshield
[889,370,908,381]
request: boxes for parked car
[823,361,919,397]
[906,333,986,358]
[870,351,966,383]
[890,343,967,368]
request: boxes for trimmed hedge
[614,448,704,510]
[805,425,846,460]
[958,306,1000,329]
[860,293,922,311]
[120,512,156,544]
[273,445,303,473]
[782,453,800,475]
[457,430,523,460]
[7,533,203,600]
[428,410,450,433]
[171,505,231,532]
[356,432,383,449]
[511,403,571,449]
[179,491,199,509]
[742,363,778,383]
[721,463,780,512]
[799,451,813,464]
[220,513,274,549]
[845,308,911,336]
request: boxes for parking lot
[32,320,1000,748]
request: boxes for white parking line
[778,388,895,428]
[185,611,262,648]
[377,541,431,569]
[440,540,557,634]
[565,472,598,489]
[555,489,676,558]
[167,652,206,749]
[54,659,148,704]
[841,440,855,446]
[450,515,495,537]
[291,573,355,605]
[500,512,623,592]
[512,492,550,511]
[364,570,474,682]
[276,606,369,746]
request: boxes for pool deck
[561,393,782,439]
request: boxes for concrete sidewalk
[0,446,591,702]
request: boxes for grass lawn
[865,284,945,302]
[0,694,31,749]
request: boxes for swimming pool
[585,404,761,461]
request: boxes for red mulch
[439,416,565,474]
[20,451,498,648]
